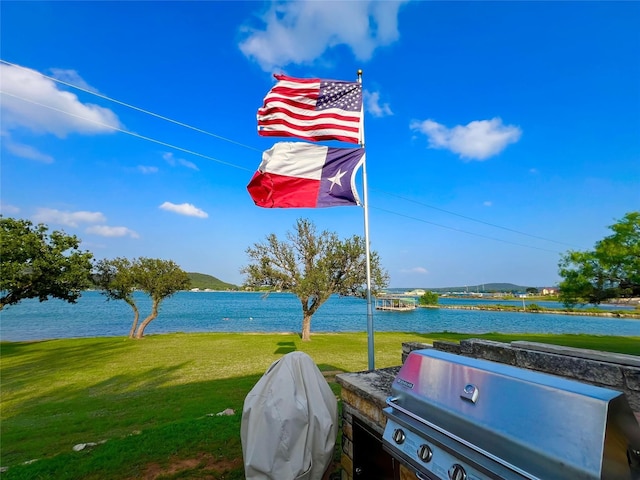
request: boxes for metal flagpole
[358,69,375,370]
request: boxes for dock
[374,295,417,311]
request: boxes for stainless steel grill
[382,349,640,480]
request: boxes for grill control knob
[417,444,433,463]
[392,428,405,444]
[448,464,467,480]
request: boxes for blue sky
[1,1,638,289]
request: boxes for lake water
[1,291,639,341]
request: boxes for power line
[372,188,578,248]
[0,59,262,153]
[370,206,562,254]
[1,60,577,252]
[0,90,252,172]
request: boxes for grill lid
[385,349,640,479]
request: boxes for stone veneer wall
[336,367,399,480]
[338,340,640,480]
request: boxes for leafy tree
[94,257,140,337]
[133,258,190,338]
[241,218,389,341]
[419,291,439,305]
[526,287,539,295]
[558,211,640,307]
[93,257,190,338]
[0,217,93,310]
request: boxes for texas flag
[247,142,365,208]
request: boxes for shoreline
[421,304,640,319]
[4,291,640,342]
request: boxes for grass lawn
[1,331,639,479]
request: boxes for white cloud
[483,201,493,207]
[32,208,106,227]
[3,138,54,163]
[0,203,20,215]
[179,159,198,171]
[159,202,208,218]
[163,152,199,171]
[239,1,409,71]
[0,63,122,138]
[138,165,159,174]
[411,117,522,161]
[85,225,139,238]
[163,152,176,165]
[400,267,429,274]
[31,207,138,239]
[364,90,392,118]
[49,68,99,93]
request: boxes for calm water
[1,291,639,341]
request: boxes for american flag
[257,74,362,144]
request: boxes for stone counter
[336,367,400,480]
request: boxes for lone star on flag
[247,142,365,208]
[327,169,347,191]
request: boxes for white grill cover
[241,351,338,480]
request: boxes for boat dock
[375,295,417,311]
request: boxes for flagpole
[358,69,375,371]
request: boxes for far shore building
[404,289,426,296]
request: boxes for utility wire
[1,60,575,251]
[370,206,562,254]
[372,188,577,248]
[0,59,262,153]
[0,91,253,172]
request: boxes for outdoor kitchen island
[336,365,400,480]
[336,340,640,480]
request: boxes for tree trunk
[135,299,159,339]
[127,299,140,339]
[301,313,312,341]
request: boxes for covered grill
[382,349,640,480]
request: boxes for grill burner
[382,349,640,480]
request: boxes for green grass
[1,331,638,479]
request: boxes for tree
[241,218,389,341]
[133,258,190,338]
[0,217,93,310]
[558,211,640,307]
[93,257,190,338]
[419,291,439,305]
[94,257,140,338]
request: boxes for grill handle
[386,396,453,437]
[386,396,437,429]
[385,396,539,480]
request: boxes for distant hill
[187,273,238,290]
[388,283,540,294]
[432,283,532,293]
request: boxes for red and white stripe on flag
[257,74,363,144]
[247,142,365,208]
